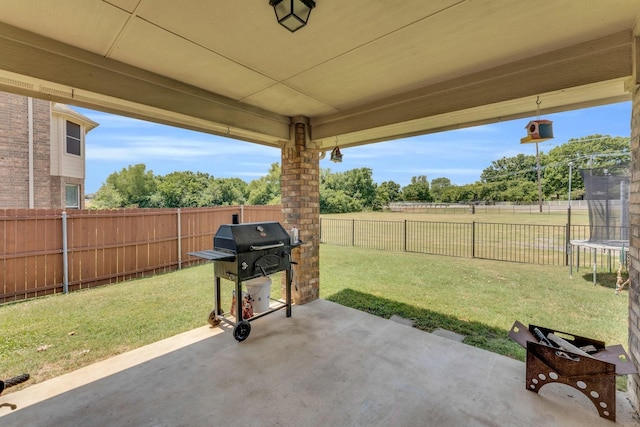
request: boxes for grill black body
[213,222,292,281]
[188,221,297,342]
[214,222,291,253]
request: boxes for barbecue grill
[189,221,299,341]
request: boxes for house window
[65,184,80,209]
[66,121,81,156]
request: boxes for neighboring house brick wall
[0,92,97,209]
[33,98,54,208]
[0,93,32,207]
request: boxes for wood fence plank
[124,211,136,274]
[117,211,126,276]
[95,213,106,284]
[0,206,282,302]
[10,210,25,300]
[140,210,150,272]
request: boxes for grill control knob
[241,261,248,270]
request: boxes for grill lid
[214,221,291,253]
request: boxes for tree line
[89,134,629,213]
[89,163,281,210]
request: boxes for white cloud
[87,134,278,161]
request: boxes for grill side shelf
[188,250,236,262]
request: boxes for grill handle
[250,242,285,251]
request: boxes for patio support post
[62,211,69,294]
[281,116,320,304]
[627,21,640,411]
[177,208,182,270]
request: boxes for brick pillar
[630,76,640,412]
[629,23,640,411]
[281,116,320,304]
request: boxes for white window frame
[65,184,80,209]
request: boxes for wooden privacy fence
[0,205,281,304]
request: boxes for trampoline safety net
[580,164,630,244]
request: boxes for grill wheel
[207,310,221,326]
[233,321,251,341]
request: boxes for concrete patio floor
[1,299,638,426]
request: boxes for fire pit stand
[509,320,636,421]
[189,222,300,342]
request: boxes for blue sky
[78,101,631,194]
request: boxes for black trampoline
[569,164,629,283]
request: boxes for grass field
[321,208,591,225]
[321,210,596,267]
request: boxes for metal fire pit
[509,320,636,421]
[189,221,300,342]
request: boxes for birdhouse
[521,119,553,144]
[330,146,343,163]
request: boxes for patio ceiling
[0,0,638,150]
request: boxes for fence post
[352,219,355,246]
[62,211,69,294]
[565,222,570,266]
[404,219,407,252]
[177,208,182,270]
[472,221,476,258]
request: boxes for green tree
[342,168,377,208]
[479,153,545,203]
[247,163,281,205]
[478,181,505,203]
[152,171,212,207]
[543,134,630,200]
[438,185,459,203]
[374,180,402,209]
[208,178,247,206]
[481,153,541,184]
[502,181,538,203]
[88,183,125,210]
[430,177,452,202]
[320,188,363,213]
[321,168,377,208]
[441,183,481,203]
[319,168,378,212]
[320,168,340,191]
[105,164,156,207]
[402,175,433,202]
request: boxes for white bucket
[244,277,272,313]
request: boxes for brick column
[630,81,640,410]
[281,116,320,304]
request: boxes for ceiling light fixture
[269,0,316,33]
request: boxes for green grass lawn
[0,265,216,388]
[320,245,627,352]
[0,212,630,393]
